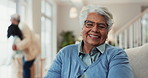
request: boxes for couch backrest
[125,43,148,78]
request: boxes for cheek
[101,31,108,39]
[82,30,87,39]
[82,28,88,36]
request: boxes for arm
[15,23,32,50]
[108,49,134,78]
[44,51,63,78]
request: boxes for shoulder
[105,44,125,53]
[18,22,29,30]
[58,44,78,56]
[105,44,127,60]
[61,44,78,50]
[8,24,13,28]
[8,24,14,30]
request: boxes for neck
[82,42,95,54]
[12,24,18,25]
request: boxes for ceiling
[55,0,148,6]
[85,0,148,4]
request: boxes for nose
[91,24,98,33]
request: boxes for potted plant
[58,31,76,50]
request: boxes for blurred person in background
[7,13,41,78]
[7,13,23,78]
[44,5,134,78]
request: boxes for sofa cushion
[125,43,148,78]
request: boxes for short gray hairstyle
[79,5,114,31]
[11,13,20,23]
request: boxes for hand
[12,44,17,50]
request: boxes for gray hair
[11,13,20,23]
[79,5,114,31]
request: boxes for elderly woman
[44,5,134,78]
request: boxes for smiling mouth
[89,34,100,39]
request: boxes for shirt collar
[96,43,105,54]
[78,41,106,54]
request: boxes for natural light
[0,1,16,78]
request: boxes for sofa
[125,43,148,78]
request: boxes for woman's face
[82,12,108,47]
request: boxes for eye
[99,26,106,28]
[86,23,93,27]
[84,20,94,28]
[98,23,107,29]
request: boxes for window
[0,0,16,78]
[41,0,57,73]
[142,13,148,44]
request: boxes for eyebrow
[85,20,94,24]
[85,20,108,25]
[85,20,94,23]
[84,20,108,26]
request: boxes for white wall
[32,0,41,34]
[103,3,141,42]
[103,3,141,31]
[57,4,82,41]
[57,3,148,42]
